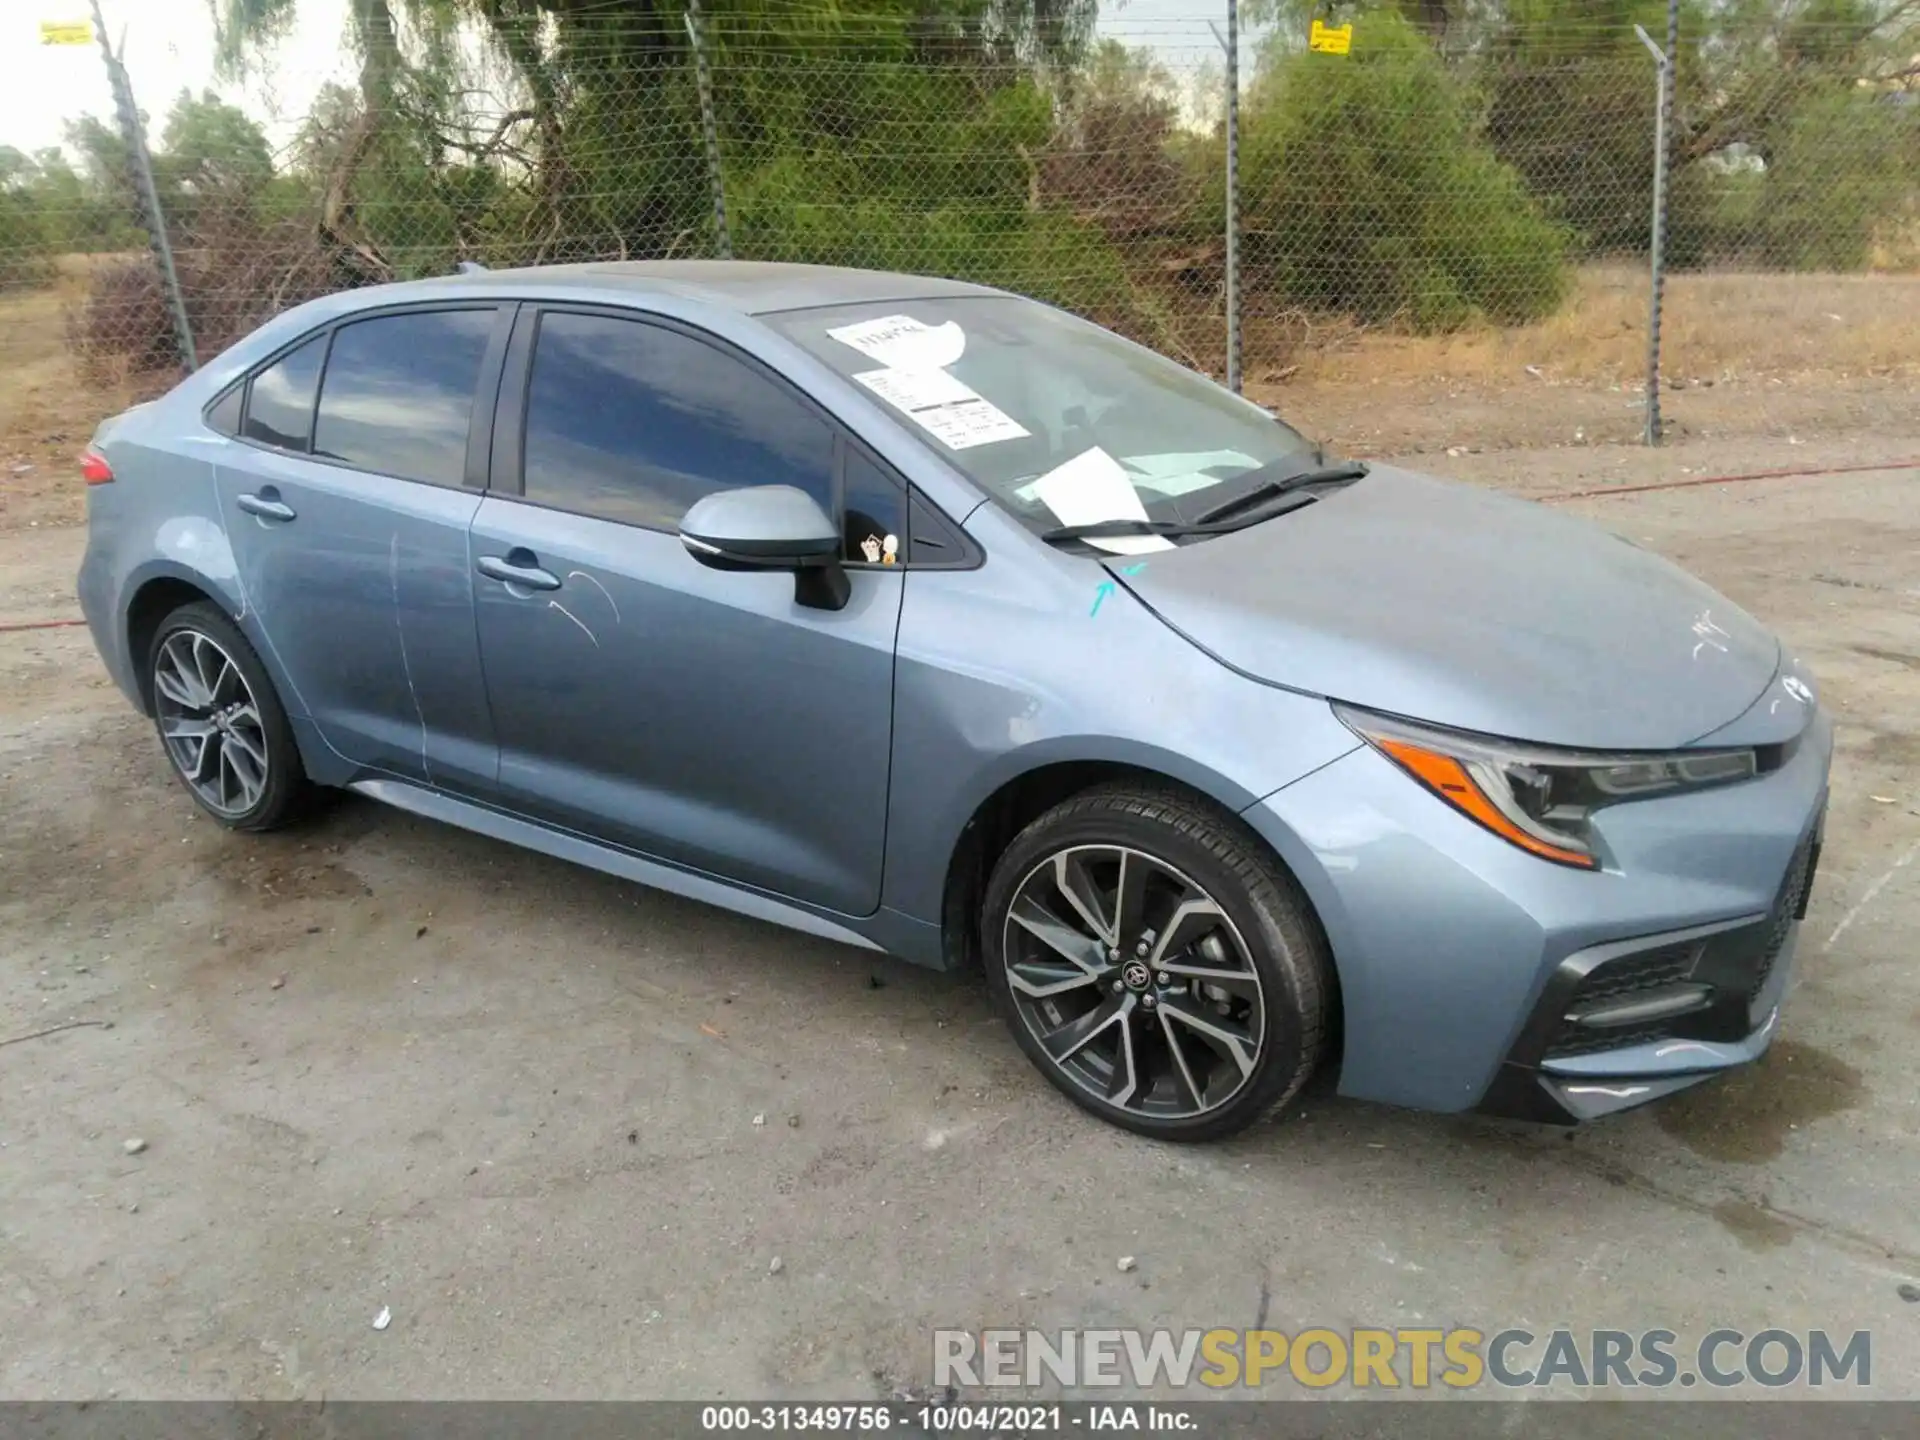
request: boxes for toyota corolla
[76,262,1829,1139]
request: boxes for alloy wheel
[153,628,270,818]
[1001,844,1267,1120]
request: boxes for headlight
[1334,704,1758,870]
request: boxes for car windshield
[763,296,1319,550]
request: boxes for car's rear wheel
[147,601,309,831]
[981,784,1329,1141]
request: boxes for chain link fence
[1,2,1916,458]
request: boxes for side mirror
[679,485,850,611]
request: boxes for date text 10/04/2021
[700,1405,1191,1432]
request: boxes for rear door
[213,304,509,793]
[467,305,907,915]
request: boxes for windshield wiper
[1037,493,1327,547]
[1193,460,1369,526]
[1038,518,1209,544]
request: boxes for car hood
[1109,465,1781,751]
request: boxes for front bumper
[1239,706,1833,1120]
[1475,813,1821,1123]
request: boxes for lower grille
[1747,831,1818,1004]
[1543,821,1822,1062]
[1544,943,1698,1060]
[1545,1021,1679,1060]
[1568,943,1695,1006]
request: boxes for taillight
[80,448,114,484]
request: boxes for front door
[469,308,907,915]
[213,306,504,793]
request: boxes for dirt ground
[2,429,1917,1402]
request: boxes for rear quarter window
[242,334,327,451]
[311,309,495,486]
[206,384,243,437]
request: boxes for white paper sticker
[852,366,1029,451]
[1122,449,1262,497]
[912,399,1031,451]
[1029,448,1174,554]
[852,366,979,412]
[828,314,967,371]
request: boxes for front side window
[311,309,494,486]
[520,312,835,531]
[243,334,326,452]
[763,297,1317,543]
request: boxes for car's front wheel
[981,784,1330,1141]
[147,600,309,831]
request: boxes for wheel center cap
[1120,960,1153,992]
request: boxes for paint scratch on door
[549,600,599,647]
[567,571,620,624]
[390,533,432,783]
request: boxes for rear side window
[312,309,494,486]
[521,311,834,530]
[243,335,326,451]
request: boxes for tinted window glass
[909,488,971,566]
[842,448,906,566]
[243,335,325,451]
[312,309,494,486]
[207,384,243,437]
[522,312,833,530]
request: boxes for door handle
[236,491,295,523]
[476,553,562,591]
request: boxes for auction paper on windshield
[1029,448,1174,555]
[828,314,968,371]
[851,366,1030,451]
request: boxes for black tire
[981,783,1329,1142]
[147,600,311,832]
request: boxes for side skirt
[349,777,884,954]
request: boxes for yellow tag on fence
[39,19,95,45]
[1309,19,1353,55]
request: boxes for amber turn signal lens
[1376,737,1599,869]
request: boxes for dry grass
[0,254,150,531]
[1278,264,1920,390]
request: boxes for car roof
[428,260,1004,315]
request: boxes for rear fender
[120,532,306,724]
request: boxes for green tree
[161,89,276,197]
[1235,10,1570,328]
[210,0,1101,275]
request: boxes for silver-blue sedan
[76,262,1830,1139]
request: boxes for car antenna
[455,260,487,275]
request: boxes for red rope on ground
[1545,457,1920,502]
[0,618,87,634]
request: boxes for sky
[0,0,1263,159]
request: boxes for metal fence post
[90,0,196,371]
[1634,11,1676,446]
[684,0,732,261]
[1224,0,1241,393]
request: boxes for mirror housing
[679,485,849,610]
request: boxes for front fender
[881,545,1360,925]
